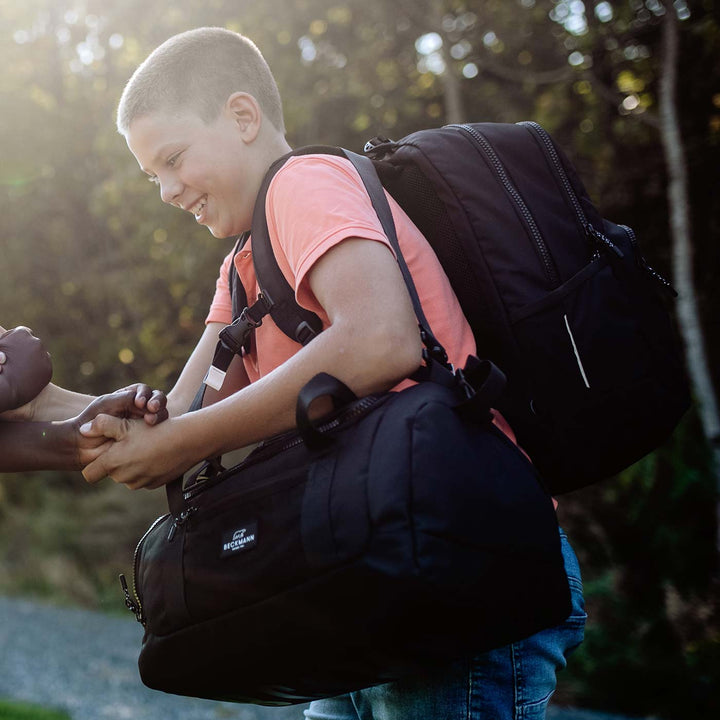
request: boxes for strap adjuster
[294,320,318,346]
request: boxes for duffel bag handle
[455,356,507,422]
[296,372,359,450]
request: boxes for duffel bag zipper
[450,123,560,288]
[119,512,171,625]
[290,394,382,442]
[167,506,198,542]
[519,121,624,261]
[184,394,384,501]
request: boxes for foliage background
[0,1,718,718]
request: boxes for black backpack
[216,121,690,494]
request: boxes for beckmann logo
[220,522,258,558]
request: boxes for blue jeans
[304,530,586,720]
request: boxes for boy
[80,27,585,719]
[0,324,166,471]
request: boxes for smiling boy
[80,27,585,720]
[82,28,456,486]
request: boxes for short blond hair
[117,27,285,135]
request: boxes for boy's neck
[261,128,293,164]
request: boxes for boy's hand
[80,416,189,489]
[0,327,53,412]
[56,383,168,470]
[67,387,169,469]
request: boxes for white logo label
[220,522,258,558]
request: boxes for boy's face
[126,108,261,238]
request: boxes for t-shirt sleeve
[205,248,235,325]
[265,156,396,309]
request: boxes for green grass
[0,699,71,720]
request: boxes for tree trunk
[658,7,720,558]
[440,45,465,124]
[433,0,465,124]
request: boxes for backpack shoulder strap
[249,144,450,370]
[341,149,447,370]
[208,147,349,394]
[229,232,249,322]
[249,146,345,346]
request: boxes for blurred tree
[657,2,720,556]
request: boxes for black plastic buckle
[420,328,449,368]
[220,308,262,355]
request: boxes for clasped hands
[75,384,178,490]
[1,325,182,489]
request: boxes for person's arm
[0,388,169,473]
[80,238,422,488]
[3,382,168,425]
[3,383,96,422]
[17,323,246,421]
[0,420,98,472]
[2,322,224,424]
[0,326,53,413]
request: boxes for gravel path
[0,596,643,720]
[0,596,306,720]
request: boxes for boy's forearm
[81,317,419,489]
[166,322,227,417]
[170,320,417,463]
[0,421,80,472]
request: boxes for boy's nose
[160,177,182,206]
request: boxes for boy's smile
[126,108,262,239]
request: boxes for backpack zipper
[451,123,560,288]
[119,512,171,626]
[520,121,587,226]
[519,121,624,260]
[619,223,676,295]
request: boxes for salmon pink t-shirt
[205,154,519,444]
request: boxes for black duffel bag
[123,360,571,706]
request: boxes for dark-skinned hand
[0,326,53,412]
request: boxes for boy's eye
[167,152,181,168]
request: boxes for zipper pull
[167,507,197,542]
[586,224,624,259]
[640,256,678,297]
[619,224,678,297]
[119,573,143,624]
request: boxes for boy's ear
[226,92,262,142]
